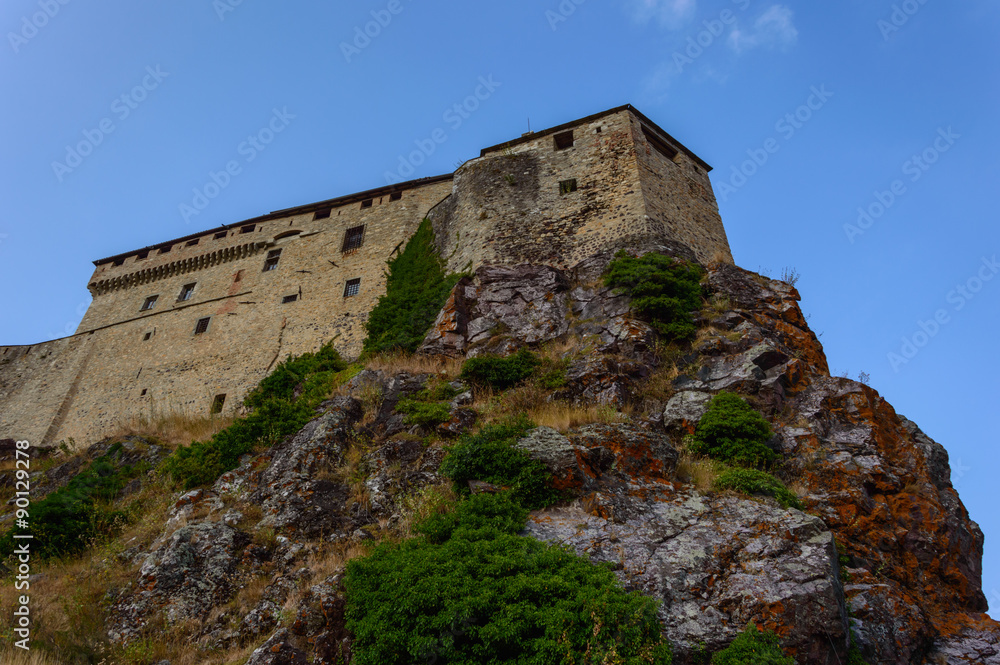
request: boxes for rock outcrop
[82,257,1000,664]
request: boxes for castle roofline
[92,173,455,266]
[479,104,713,173]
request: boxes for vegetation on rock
[0,442,149,560]
[460,348,541,391]
[163,343,348,489]
[439,417,559,510]
[711,624,794,664]
[713,468,803,510]
[362,218,462,356]
[345,492,672,665]
[603,250,705,342]
[690,392,778,469]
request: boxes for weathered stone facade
[0,105,732,446]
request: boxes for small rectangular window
[554,130,574,151]
[136,251,150,261]
[214,231,228,240]
[211,394,227,415]
[642,126,679,162]
[342,225,365,253]
[282,294,299,304]
[186,239,200,247]
[140,389,148,397]
[559,179,578,195]
[263,249,282,272]
[141,296,158,312]
[344,278,361,298]
[596,126,603,134]
[234,269,244,283]
[159,245,173,254]
[194,317,211,335]
[360,199,374,209]
[314,208,332,220]
[143,332,152,341]
[178,283,196,302]
[389,192,402,202]
[240,224,256,234]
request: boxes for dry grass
[674,451,726,492]
[363,350,462,378]
[395,481,459,539]
[531,402,630,432]
[109,412,235,449]
[708,249,731,267]
[473,380,630,433]
[0,648,68,665]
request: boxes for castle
[0,105,733,446]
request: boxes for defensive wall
[0,105,732,447]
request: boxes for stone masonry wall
[429,108,733,274]
[629,114,734,265]
[0,179,452,445]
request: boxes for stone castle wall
[0,179,453,445]
[0,106,733,447]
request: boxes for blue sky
[1,0,997,614]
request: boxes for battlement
[0,105,731,446]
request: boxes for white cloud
[630,0,698,28]
[729,5,799,54]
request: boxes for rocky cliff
[2,256,996,665]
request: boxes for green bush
[713,469,802,510]
[439,418,558,510]
[345,492,672,665]
[397,399,452,428]
[712,625,793,665]
[0,443,148,560]
[690,392,778,469]
[363,219,462,356]
[163,344,347,489]
[604,251,705,342]
[460,348,540,391]
[415,492,529,544]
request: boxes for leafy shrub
[460,348,540,391]
[345,492,672,665]
[439,418,558,510]
[604,251,705,342]
[163,344,347,488]
[690,392,778,469]
[713,468,802,510]
[396,399,452,428]
[712,625,793,665]
[415,492,529,544]
[363,219,462,356]
[0,443,148,560]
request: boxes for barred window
[342,225,365,253]
[194,317,211,335]
[344,278,361,298]
[263,249,282,272]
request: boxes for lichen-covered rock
[525,488,849,664]
[245,629,309,665]
[108,521,251,641]
[662,391,712,436]
[248,397,362,537]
